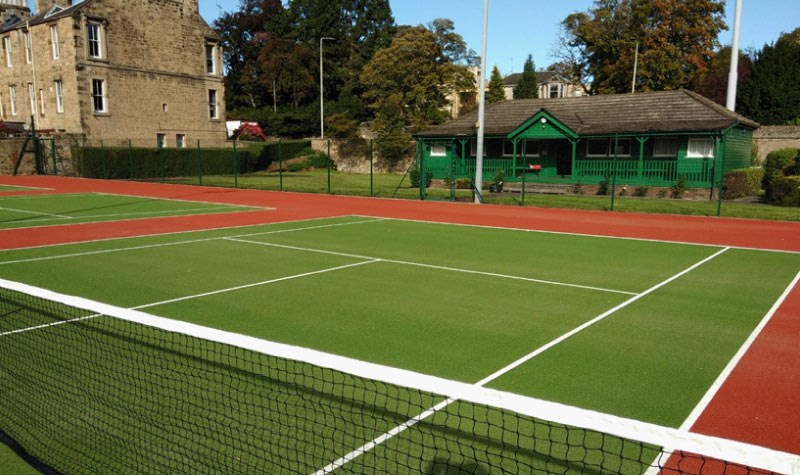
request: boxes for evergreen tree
[739,29,800,125]
[513,55,539,99]
[487,66,506,104]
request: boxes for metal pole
[369,139,374,197]
[631,42,639,94]
[319,37,334,139]
[474,0,489,203]
[726,0,743,111]
[278,139,283,191]
[327,139,332,194]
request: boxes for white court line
[351,214,800,256]
[4,206,256,224]
[312,247,731,475]
[0,206,73,219]
[226,237,638,296]
[0,218,384,266]
[0,260,379,339]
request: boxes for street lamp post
[319,37,335,138]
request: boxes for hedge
[722,167,765,200]
[77,140,309,179]
[765,175,800,207]
[762,148,799,192]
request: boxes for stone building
[0,0,227,147]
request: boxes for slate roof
[416,90,759,138]
[1,0,91,32]
[503,71,559,87]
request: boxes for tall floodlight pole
[474,0,489,203]
[726,0,743,111]
[320,37,335,138]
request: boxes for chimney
[35,0,72,14]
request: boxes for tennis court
[0,177,799,474]
[0,192,265,230]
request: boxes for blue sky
[31,1,794,75]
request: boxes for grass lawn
[167,170,800,222]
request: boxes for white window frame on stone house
[0,93,5,119]
[28,83,36,115]
[9,86,17,115]
[54,80,64,113]
[24,31,32,64]
[176,134,186,148]
[3,36,12,68]
[208,89,219,119]
[91,79,107,113]
[50,25,60,60]
[156,133,167,148]
[86,21,105,59]
[687,138,715,159]
[205,42,218,76]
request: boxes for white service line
[225,237,638,296]
[0,206,73,219]
[312,247,732,474]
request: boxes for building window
[3,36,11,67]
[586,139,609,157]
[39,89,45,116]
[9,86,17,115]
[91,79,107,113]
[208,89,218,119]
[430,145,446,157]
[502,140,515,157]
[205,43,217,75]
[0,93,4,119]
[28,83,36,115]
[157,133,167,148]
[549,83,560,98]
[51,25,60,60]
[176,134,186,148]
[687,138,715,158]
[653,137,678,157]
[87,22,103,59]
[613,138,631,156]
[523,139,540,157]
[24,31,32,64]
[54,80,64,113]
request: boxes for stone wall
[0,134,79,176]
[310,138,416,174]
[754,126,800,162]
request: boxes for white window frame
[0,93,5,119]
[9,86,17,115]
[586,139,609,157]
[549,83,560,99]
[87,22,103,59]
[176,134,186,149]
[687,138,715,158]
[91,79,107,113]
[24,31,31,64]
[38,89,45,116]
[205,43,217,75]
[429,145,446,157]
[208,89,219,119]
[54,80,64,113]
[50,25,60,60]
[653,137,678,157]
[157,133,167,148]
[28,83,36,115]
[3,36,12,68]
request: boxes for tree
[739,29,800,125]
[559,0,726,94]
[487,66,506,104]
[427,18,478,66]
[513,55,538,99]
[690,46,752,107]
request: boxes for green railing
[573,159,714,187]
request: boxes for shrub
[493,169,505,184]
[455,178,472,189]
[409,168,433,188]
[233,122,266,142]
[670,178,687,199]
[656,189,668,198]
[762,148,799,192]
[633,186,649,197]
[571,183,584,195]
[596,172,611,195]
[722,167,765,200]
[764,176,800,206]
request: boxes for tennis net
[0,277,797,474]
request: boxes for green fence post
[610,135,619,211]
[369,139,374,197]
[233,139,239,188]
[196,139,203,186]
[158,139,165,183]
[716,136,726,217]
[278,139,283,191]
[127,139,134,180]
[521,167,526,206]
[50,140,57,175]
[327,139,332,194]
[101,140,108,179]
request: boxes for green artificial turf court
[0,192,262,229]
[1,216,798,473]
